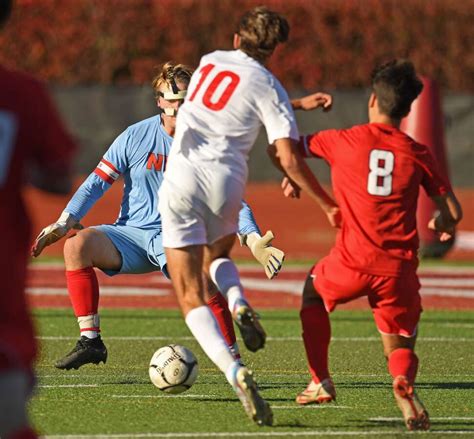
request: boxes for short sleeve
[418,147,451,196]
[256,78,299,144]
[298,129,342,164]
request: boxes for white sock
[209,258,247,312]
[185,306,238,384]
[78,314,100,339]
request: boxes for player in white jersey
[158,6,340,426]
[31,62,288,371]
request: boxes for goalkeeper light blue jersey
[65,115,260,234]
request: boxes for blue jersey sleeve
[64,130,130,221]
[237,200,261,236]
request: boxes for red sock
[66,267,100,317]
[300,303,331,383]
[388,348,419,385]
[207,293,238,351]
[8,427,38,439]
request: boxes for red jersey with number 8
[300,123,450,277]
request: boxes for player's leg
[0,369,36,439]
[203,280,242,363]
[207,236,266,352]
[149,230,242,362]
[0,249,38,438]
[56,227,121,369]
[296,269,335,405]
[370,274,429,431]
[165,244,244,387]
[204,235,272,425]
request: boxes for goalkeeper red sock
[66,267,100,337]
[207,292,240,360]
[300,303,331,383]
[388,348,419,385]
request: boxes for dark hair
[0,0,12,29]
[371,59,423,120]
[237,6,289,63]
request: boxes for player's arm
[31,132,128,257]
[420,147,463,242]
[291,92,333,112]
[428,192,463,241]
[267,138,341,228]
[237,200,285,279]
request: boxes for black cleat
[55,336,107,370]
[232,302,266,353]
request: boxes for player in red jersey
[0,1,77,437]
[285,60,462,431]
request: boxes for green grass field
[32,309,474,438]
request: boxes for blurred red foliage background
[1,0,473,91]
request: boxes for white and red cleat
[393,375,430,431]
[296,378,336,405]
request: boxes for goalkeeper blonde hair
[152,62,194,99]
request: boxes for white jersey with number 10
[166,49,299,185]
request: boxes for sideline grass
[31,309,474,437]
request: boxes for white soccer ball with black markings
[149,344,198,394]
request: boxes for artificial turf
[31,308,474,438]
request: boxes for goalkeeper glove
[31,211,83,257]
[240,231,285,279]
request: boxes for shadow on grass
[334,381,474,391]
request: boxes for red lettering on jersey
[146,153,166,171]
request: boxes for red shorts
[0,246,37,371]
[312,255,422,337]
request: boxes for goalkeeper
[31,62,286,370]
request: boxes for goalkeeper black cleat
[55,336,107,370]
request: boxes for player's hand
[31,213,83,257]
[326,206,342,229]
[298,92,333,112]
[245,231,285,279]
[428,213,455,242]
[281,176,301,198]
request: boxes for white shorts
[158,177,242,248]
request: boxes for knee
[63,230,93,263]
[180,290,205,315]
[301,275,324,309]
[0,370,30,437]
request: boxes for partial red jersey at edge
[299,123,449,277]
[0,66,77,370]
[0,66,77,240]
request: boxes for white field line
[431,323,474,328]
[109,395,351,407]
[26,287,170,296]
[369,417,474,422]
[421,278,474,287]
[26,282,474,298]
[38,384,98,388]
[272,405,351,410]
[419,288,474,298]
[29,260,474,274]
[41,430,474,438]
[37,373,474,379]
[111,394,212,399]
[37,335,474,342]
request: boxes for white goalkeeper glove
[31,211,83,257]
[240,231,285,279]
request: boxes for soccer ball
[149,344,198,394]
